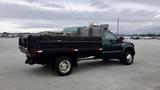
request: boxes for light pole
[117,16,120,36]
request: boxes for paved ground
[0,38,160,90]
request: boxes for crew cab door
[102,31,122,59]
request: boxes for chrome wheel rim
[126,54,133,63]
[59,60,71,74]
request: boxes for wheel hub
[59,60,71,73]
[126,54,133,63]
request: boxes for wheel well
[124,47,135,56]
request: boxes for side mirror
[118,37,124,43]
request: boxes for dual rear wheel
[54,57,73,76]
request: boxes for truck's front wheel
[120,51,134,65]
[54,57,73,76]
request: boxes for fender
[121,43,135,57]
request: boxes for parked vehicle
[19,26,135,76]
[131,36,140,40]
[140,37,153,40]
[124,36,130,39]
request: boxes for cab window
[103,32,117,44]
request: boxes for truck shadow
[25,65,57,77]
[74,59,122,74]
[26,59,122,76]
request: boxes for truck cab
[102,31,135,64]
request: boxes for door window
[102,32,117,45]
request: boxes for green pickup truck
[19,27,135,76]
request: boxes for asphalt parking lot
[0,38,160,90]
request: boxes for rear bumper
[25,54,46,65]
[25,58,35,65]
[19,47,38,65]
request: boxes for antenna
[117,16,120,36]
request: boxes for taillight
[96,48,103,51]
[31,48,39,54]
[69,48,79,52]
[31,48,43,53]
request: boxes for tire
[54,57,73,76]
[120,51,134,65]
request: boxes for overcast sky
[0,0,160,33]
